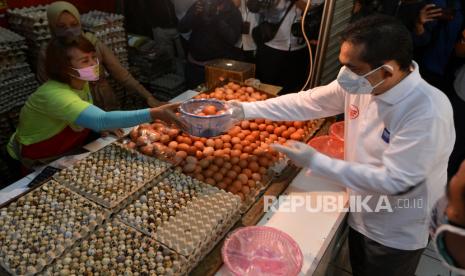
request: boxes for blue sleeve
[75,105,152,132]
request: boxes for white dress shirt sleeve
[242,80,345,121]
[308,116,452,195]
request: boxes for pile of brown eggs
[126,83,320,200]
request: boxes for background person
[37,1,162,110]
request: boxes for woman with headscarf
[8,35,181,174]
[37,1,162,109]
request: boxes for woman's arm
[75,104,183,132]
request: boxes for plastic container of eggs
[180,99,235,137]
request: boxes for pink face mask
[70,60,100,81]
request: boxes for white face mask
[337,64,393,94]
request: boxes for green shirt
[7,80,92,157]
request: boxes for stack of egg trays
[117,170,242,273]
[0,73,38,113]
[116,171,215,237]
[54,143,172,212]
[42,219,189,276]
[0,27,30,81]
[0,180,110,275]
[81,10,129,69]
[153,186,241,270]
[7,5,51,68]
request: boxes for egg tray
[41,219,189,276]
[153,186,241,256]
[54,143,172,210]
[117,170,218,238]
[0,180,110,276]
[153,190,241,271]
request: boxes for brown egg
[237,132,246,140]
[176,136,184,143]
[223,142,232,149]
[167,128,180,138]
[223,177,233,186]
[265,125,274,133]
[248,161,260,172]
[223,148,231,156]
[231,137,241,145]
[281,130,291,139]
[259,167,267,174]
[227,171,238,179]
[160,134,170,144]
[194,141,205,151]
[274,127,285,136]
[205,178,216,186]
[233,144,243,151]
[293,121,304,128]
[205,139,215,148]
[248,179,257,188]
[130,127,139,141]
[229,126,242,136]
[140,144,154,156]
[219,167,229,175]
[195,173,205,182]
[175,150,187,160]
[238,174,248,184]
[194,165,202,174]
[213,172,224,182]
[230,157,240,164]
[168,141,178,150]
[136,136,149,146]
[204,169,214,178]
[214,157,225,167]
[241,121,250,129]
[290,132,303,141]
[210,165,220,172]
[186,156,198,164]
[232,180,243,191]
[203,146,215,156]
[240,153,249,160]
[232,165,242,174]
[224,162,233,169]
[214,139,224,149]
[177,143,190,152]
[242,169,253,178]
[238,160,248,169]
[237,192,245,201]
[231,150,241,158]
[195,150,204,159]
[217,182,228,190]
[203,105,217,115]
[199,159,210,169]
[252,173,262,181]
[227,185,239,194]
[249,123,258,130]
[183,163,196,173]
[258,157,269,167]
[221,134,232,143]
[241,185,250,195]
[214,149,225,158]
[243,146,253,154]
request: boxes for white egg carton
[54,143,172,210]
[154,189,241,261]
[42,219,188,276]
[0,74,38,113]
[0,180,109,276]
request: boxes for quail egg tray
[117,171,216,238]
[0,180,110,276]
[42,219,188,276]
[54,143,172,210]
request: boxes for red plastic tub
[308,135,344,160]
[222,226,303,276]
[329,121,344,141]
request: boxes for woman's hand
[150,103,186,129]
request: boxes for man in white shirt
[231,15,455,275]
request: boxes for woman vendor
[7,36,180,173]
[37,1,161,109]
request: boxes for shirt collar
[374,61,421,105]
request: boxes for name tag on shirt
[381,128,390,143]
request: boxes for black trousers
[255,44,309,94]
[348,228,425,276]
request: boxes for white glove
[271,140,317,168]
[226,100,245,122]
